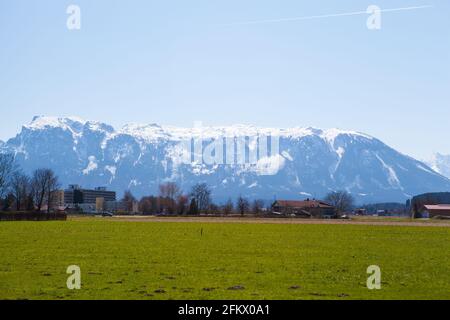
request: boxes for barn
[409,192,450,218]
[419,204,450,219]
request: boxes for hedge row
[0,212,67,221]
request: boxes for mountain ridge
[2,116,449,204]
[23,116,374,142]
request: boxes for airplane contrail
[218,5,434,26]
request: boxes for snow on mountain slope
[427,153,450,179]
[2,116,449,204]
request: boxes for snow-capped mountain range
[1,116,450,204]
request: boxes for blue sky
[0,0,448,159]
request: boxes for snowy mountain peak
[319,128,373,144]
[427,153,450,179]
[84,121,115,134]
[25,116,117,137]
[119,123,168,140]
[26,115,87,131]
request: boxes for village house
[271,199,336,218]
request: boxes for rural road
[97,216,450,227]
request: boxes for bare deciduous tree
[222,198,234,215]
[159,182,180,214]
[252,199,265,215]
[122,190,137,213]
[2,193,15,211]
[176,195,189,215]
[237,196,250,216]
[10,171,30,211]
[190,183,211,213]
[159,182,180,200]
[46,172,60,213]
[31,169,59,212]
[139,196,153,214]
[209,203,219,214]
[324,190,354,215]
[188,198,199,215]
[0,154,16,199]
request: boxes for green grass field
[0,219,449,300]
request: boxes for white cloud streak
[218,5,434,26]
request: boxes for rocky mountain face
[1,116,450,204]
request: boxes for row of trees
[130,185,355,216]
[0,154,60,212]
[123,183,356,216]
[127,182,268,216]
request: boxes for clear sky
[0,0,448,160]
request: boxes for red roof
[273,200,334,209]
[423,204,450,211]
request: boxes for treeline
[361,202,407,215]
[123,182,268,216]
[0,154,60,212]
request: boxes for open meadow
[0,217,449,300]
